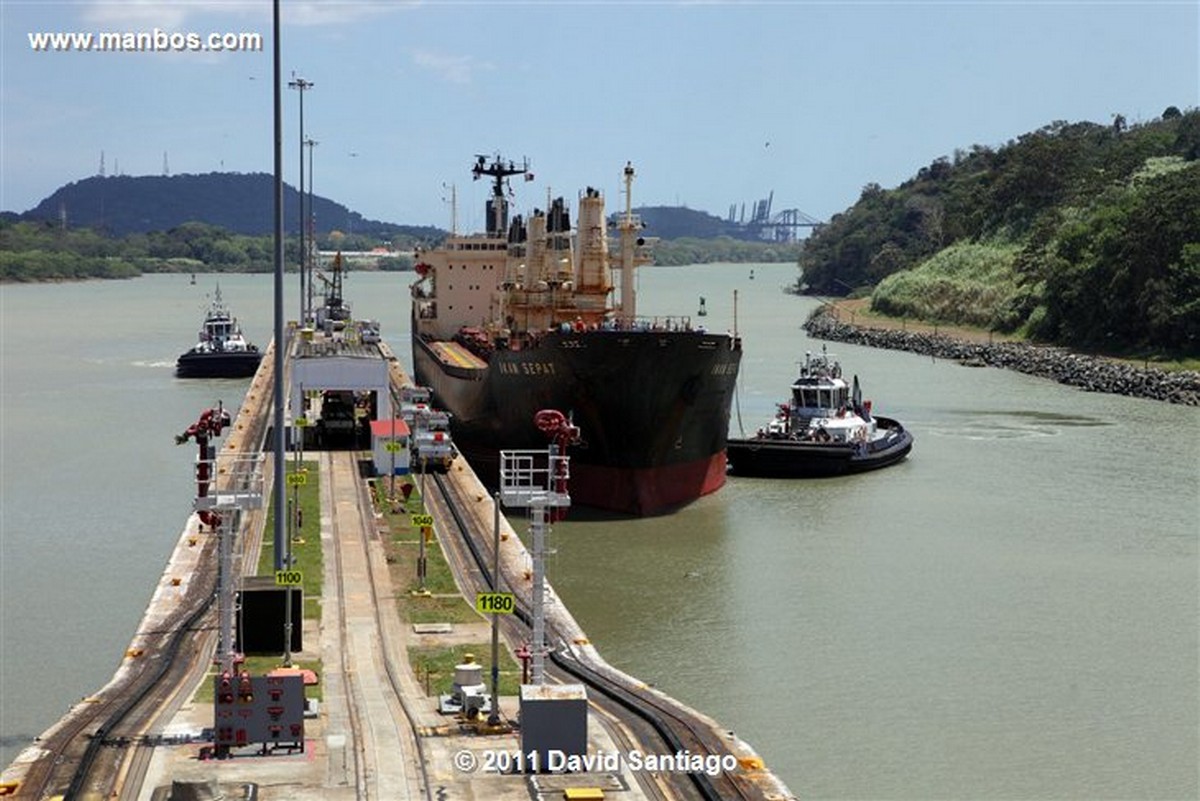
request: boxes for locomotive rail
[427,471,760,801]
[323,449,433,800]
[18,345,281,801]
[6,337,791,800]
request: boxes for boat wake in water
[928,410,1112,440]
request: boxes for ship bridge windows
[794,386,849,410]
[454,242,505,251]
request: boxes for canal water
[2,265,1197,798]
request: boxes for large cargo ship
[410,156,742,515]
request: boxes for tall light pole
[304,137,318,323]
[272,1,286,573]
[288,75,313,324]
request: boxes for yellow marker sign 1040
[410,513,433,527]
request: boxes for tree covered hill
[2,173,797,281]
[797,107,1200,354]
[16,172,768,244]
[20,172,441,242]
[632,206,742,240]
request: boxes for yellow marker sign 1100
[275,570,303,586]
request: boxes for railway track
[426,471,760,801]
[20,562,220,801]
[16,346,413,801]
[15,348,763,799]
[323,450,431,801]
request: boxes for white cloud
[411,48,488,85]
[81,1,196,29]
[79,1,410,31]
[289,1,414,27]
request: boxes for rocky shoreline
[804,306,1200,406]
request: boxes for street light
[288,75,314,324]
[304,137,318,323]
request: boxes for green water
[2,266,1197,798]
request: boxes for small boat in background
[727,346,912,477]
[175,285,262,378]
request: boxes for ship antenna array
[617,161,641,322]
[472,153,530,194]
[472,153,530,235]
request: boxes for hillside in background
[19,172,441,242]
[2,173,799,281]
[796,107,1200,354]
[632,206,740,239]
[14,171,800,246]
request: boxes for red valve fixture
[175,403,232,528]
[535,409,580,521]
[237,672,254,703]
[217,671,234,705]
[516,643,532,684]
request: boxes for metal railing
[193,453,266,512]
[498,450,571,508]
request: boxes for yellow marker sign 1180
[475,592,515,614]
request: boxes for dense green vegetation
[0,219,415,281]
[653,236,800,265]
[2,171,799,280]
[0,217,791,282]
[797,108,1200,354]
[871,242,1022,329]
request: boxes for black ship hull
[726,417,913,478]
[175,351,263,379]
[413,326,742,515]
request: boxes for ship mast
[472,154,530,237]
[618,161,640,323]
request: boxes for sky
[1,1,1197,232]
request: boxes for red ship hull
[568,450,729,516]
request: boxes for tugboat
[726,346,912,477]
[175,285,262,378]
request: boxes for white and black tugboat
[726,346,912,477]
[175,285,262,378]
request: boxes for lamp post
[304,137,318,324]
[271,1,285,574]
[288,75,313,324]
[488,491,501,725]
